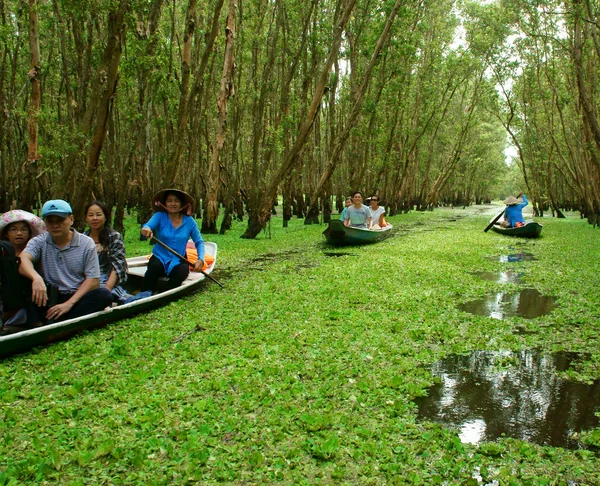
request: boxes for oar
[484,208,506,233]
[150,236,223,288]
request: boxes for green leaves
[1,210,600,483]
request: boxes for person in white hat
[503,192,528,228]
[0,210,45,256]
[18,199,113,322]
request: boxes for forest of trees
[1,0,599,238]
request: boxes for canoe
[0,242,217,359]
[491,220,543,238]
[323,219,393,246]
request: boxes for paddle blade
[484,209,506,232]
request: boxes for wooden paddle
[484,208,506,233]
[150,236,223,288]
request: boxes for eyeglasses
[8,226,29,233]
[370,199,378,203]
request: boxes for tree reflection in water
[458,288,557,320]
[415,350,600,449]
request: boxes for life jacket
[0,241,27,319]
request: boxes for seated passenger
[19,199,113,322]
[344,191,372,229]
[367,196,388,229]
[139,189,205,294]
[0,210,46,328]
[503,192,528,228]
[84,201,128,304]
[0,210,45,256]
[340,196,353,221]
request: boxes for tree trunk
[164,0,224,185]
[163,0,197,184]
[70,0,129,227]
[572,0,600,155]
[241,0,357,238]
[133,0,165,223]
[203,0,237,233]
[304,0,404,224]
[22,0,41,212]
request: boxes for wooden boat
[491,220,543,238]
[323,219,393,246]
[0,242,217,359]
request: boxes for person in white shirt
[368,196,387,229]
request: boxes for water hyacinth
[1,205,599,484]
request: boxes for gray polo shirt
[23,229,101,295]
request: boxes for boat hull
[491,221,543,238]
[323,219,393,246]
[0,242,217,359]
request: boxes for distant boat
[491,220,543,238]
[0,242,218,359]
[323,219,393,246]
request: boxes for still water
[415,350,600,449]
[458,288,557,319]
[485,252,537,263]
[471,270,525,284]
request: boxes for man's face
[44,215,73,239]
[353,194,363,204]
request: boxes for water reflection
[471,270,525,284]
[486,252,537,262]
[458,289,557,319]
[415,350,600,449]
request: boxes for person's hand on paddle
[141,227,153,239]
[192,259,205,272]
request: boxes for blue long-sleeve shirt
[505,195,528,227]
[142,212,205,275]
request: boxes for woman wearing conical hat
[503,192,528,228]
[139,189,205,294]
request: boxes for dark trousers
[55,287,114,321]
[31,287,114,323]
[141,256,189,292]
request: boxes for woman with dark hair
[367,196,388,229]
[84,201,128,303]
[139,188,205,294]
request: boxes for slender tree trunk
[304,0,404,224]
[133,0,164,223]
[241,0,357,238]
[203,0,237,233]
[164,0,224,185]
[70,0,129,226]
[22,0,41,212]
[164,0,197,184]
[572,0,600,155]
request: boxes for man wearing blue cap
[19,199,113,322]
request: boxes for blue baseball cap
[42,199,73,218]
